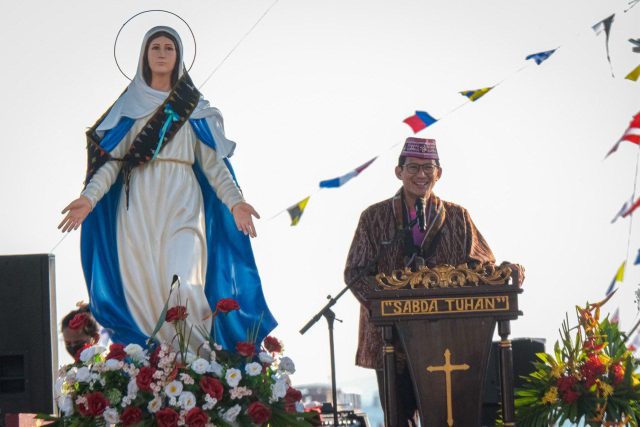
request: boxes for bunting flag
[624,198,640,217]
[605,261,626,296]
[592,14,615,76]
[625,65,640,81]
[610,308,620,323]
[287,196,310,226]
[525,49,557,65]
[403,111,438,133]
[604,112,640,157]
[460,87,493,102]
[319,157,377,188]
[611,200,630,223]
[630,38,640,54]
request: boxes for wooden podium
[365,263,522,427]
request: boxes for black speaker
[481,337,545,426]
[0,254,58,414]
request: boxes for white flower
[203,395,218,410]
[64,368,77,384]
[279,356,296,374]
[165,380,184,397]
[180,373,195,385]
[103,408,120,424]
[222,404,242,422]
[148,395,162,413]
[76,367,91,383]
[190,358,209,375]
[225,368,242,387]
[258,352,274,364]
[208,360,223,377]
[105,359,123,371]
[54,377,65,397]
[79,345,106,362]
[124,344,145,361]
[245,362,262,376]
[229,386,253,400]
[127,379,138,397]
[271,378,287,400]
[57,395,74,416]
[178,391,197,410]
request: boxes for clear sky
[1,0,640,404]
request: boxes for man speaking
[344,137,523,426]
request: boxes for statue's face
[395,157,441,200]
[147,35,177,77]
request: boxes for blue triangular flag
[525,49,557,65]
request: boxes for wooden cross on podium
[426,348,470,427]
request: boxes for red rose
[247,401,272,425]
[236,341,256,357]
[216,298,240,313]
[611,363,625,385]
[77,391,109,416]
[263,336,282,353]
[69,312,89,330]
[121,407,143,426]
[106,343,127,361]
[136,366,156,392]
[156,407,180,427]
[166,306,188,322]
[285,387,303,403]
[200,376,224,400]
[185,407,209,427]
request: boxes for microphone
[415,197,427,232]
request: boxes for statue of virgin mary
[59,26,276,351]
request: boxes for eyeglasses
[402,163,438,175]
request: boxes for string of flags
[277,2,639,227]
[605,113,640,302]
[403,8,639,136]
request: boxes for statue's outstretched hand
[232,202,260,238]
[58,196,92,233]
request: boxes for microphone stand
[299,222,414,427]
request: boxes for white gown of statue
[81,114,244,349]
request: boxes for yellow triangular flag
[460,87,493,102]
[615,261,626,282]
[625,65,640,81]
[287,196,311,226]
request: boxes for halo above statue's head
[114,10,197,81]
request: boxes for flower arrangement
[515,294,640,426]
[44,286,315,427]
